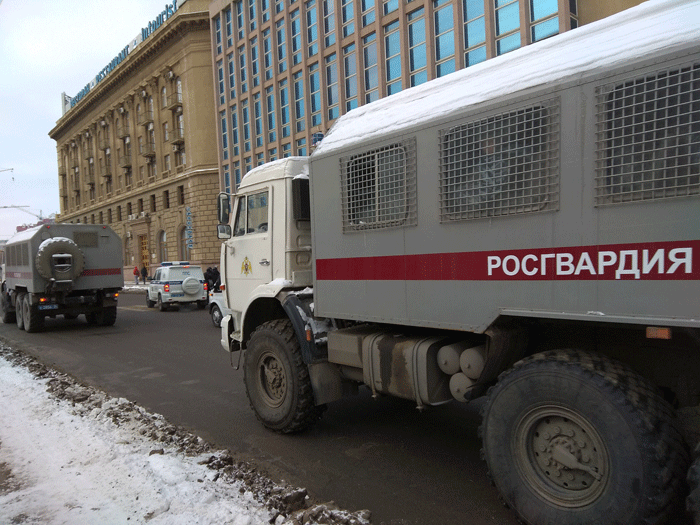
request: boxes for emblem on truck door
[241,257,252,276]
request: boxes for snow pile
[0,344,370,525]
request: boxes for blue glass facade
[213,0,577,191]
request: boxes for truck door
[225,190,272,316]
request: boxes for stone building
[49,0,220,278]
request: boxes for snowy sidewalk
[0,344,370,525]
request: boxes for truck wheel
[15,293,25,330]
[99,306,117,326]
[244,319,324,433]
[481,350,688,525]
[35,237,85,280]
[22,295,43,333]
[0,291,16,324]
[157,294,169,312]
[210,304,223,327]
[197,300,208,309]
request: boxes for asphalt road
[0,291,520,525]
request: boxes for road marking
[119,306,150,311]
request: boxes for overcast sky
[0,0,180,240]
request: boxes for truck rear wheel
[87,306,117,327]
[0,291,16,324]
[688,447,700,524]
[244,319,324,433]
[15,293,25,330]
[481,350,688,525]
[22,295,43,333]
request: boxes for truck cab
[216,157,312,352]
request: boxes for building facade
[50,0,220,277]
[208,0,643,193]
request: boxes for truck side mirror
[217,224,232,239]
[292,177,310,221]
[217,193,231,224]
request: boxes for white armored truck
[0,223,123,332]
[215,1,700,523]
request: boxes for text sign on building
[186,207,194,249]
[62,0,187,114]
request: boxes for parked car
[208,290,230,327]
[146,262,207,311]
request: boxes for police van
[146,261,208,311]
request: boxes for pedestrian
[140,265,148,284]
[133,266,139,285]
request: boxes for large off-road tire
[35,237,85,280]
[481,350,688,525]
[22,295,43,333]
[86,306,118,327]
[0,291,16,324]
[210,304,223,327]
[244,319,324,433]
[15,293,25,330]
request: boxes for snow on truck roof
[239,156,308,189]
[313,0,700,158]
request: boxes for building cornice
[49,12,209,140]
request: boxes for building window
[161,86,167,108]
[530,0,559,42]
[220,110,229,160]
[117,205,122,221]
[108,208,112,223]
[163,122,169,142]
[307,0,319,57]
[164,190,170,209]
[227,52,236,99]
[127,202,132,216]
[408,8,427,87]
[180,226,190,260]
[266,86,277,142]
[294,71,306,132]
[342,0,355,37]
[263,29,273,81]
[164,154,171,172]
[251,37,260,88]
[248,0,257,31]
[215,15,222,55]
[262,0,271,23]
[234,161,242,190]
[495,0,521,55]
[217,60,225,105]
[326,53,339,120]
[340,139,417,231]
[283,143,292,157]
[344,43,358,111]
[257,152,265,166]
[434,0,455,77]
[361,0,375,27]
[150,194,156,212]
[595,63,700,206]
[383,0,398,15]
[309,63,322,127]
[225,8,233,47]
[363,33,378,103]
[439,99,560,221]
[464,0,487,66]
[296,137,307,156]
[254,92,264,148]
[323,0,336,47]
[276,19,288,74]
[269,147,278,161]
[224,164,231,194]
[384,20,401,96]
[239,45,248,94]
[280,79,291,138]
[178,185,185,205]
[242,99,251,153]
[291,8,302,66]
[231,104,240,156]
[236,2,245,40]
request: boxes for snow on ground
[0,343,370,525]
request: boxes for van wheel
[15,293,25,330]
[146,294,155,308]
[210,304,223,327]
[23,295,43,333]
[157,294,169,312]
[244,319,324,433]
[481,350,688,525]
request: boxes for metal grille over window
[340,139,417,232]
[595,62,700,206]
[439,99,560,221]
